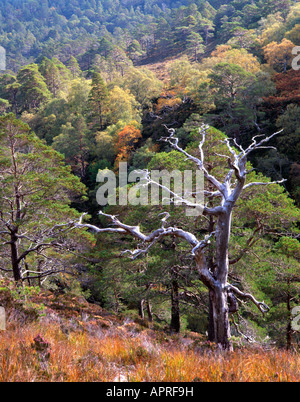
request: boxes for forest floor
[0,282,299,382]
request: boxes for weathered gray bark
[209,286,231,349]
[208,210,232,348]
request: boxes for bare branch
[0,266,13,273]
[221,138,248,184]
[121,235,162,260]
[21,269,71,281]
[232,138,245,155]
[138,169,205,210]
[76,212,219,289]
[161,125,224,194]
[243,178,286,190]
[17,242,61,263]
[0,230,10,236]
[138,169,224,217]
[244,130,283,157]
[191,232,215,256]
[76,213,127,235]
[158,212,170,228]
[77,212,200,248]
[227,284,270,316]
[223,138,239,161]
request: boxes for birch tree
[77,124,296,350]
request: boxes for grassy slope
[0,283,299,382]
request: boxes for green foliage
[275,237,300,259]
[17,63,52,112]
[206,62,274,142]
[276,104,300,162]
[123,68,163,107]
[88,72,109,131]
[0,113,92,283]
[0,280,46,319]
[148,150,194,171]
[106,86,141,125]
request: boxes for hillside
[0,0,297,70]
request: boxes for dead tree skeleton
[77,124,284,350]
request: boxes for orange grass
[0,320,299,382]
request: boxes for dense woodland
[0,0,299,356]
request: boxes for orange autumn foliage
[114,122,142,168]
[263,38,295,72]
[156,96,182,113]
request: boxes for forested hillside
[0,0,298,68]
[0,0,299,378]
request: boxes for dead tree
[77,124,284,350]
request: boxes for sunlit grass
[0,319,299,382]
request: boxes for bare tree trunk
[10,231,21,283]
[208,290,215,341]
[206,209,232,348]
[209,285,231,350]
[37,260,42,287]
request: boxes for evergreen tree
[17,63,51,112]
[0,114,89,283]
[52,114,91,179]
[0,73,20,114]
[39,57,62,97]
[87,72,109,131]
[67,56,82,79]
[187,32,205,62]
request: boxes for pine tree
[17,63,51,112]
[52,114,91,179]
[87,72,109,131]
[39,57,62,97]
[67,56,82,79]
[0,114,89,283]
[187,32,205,62]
